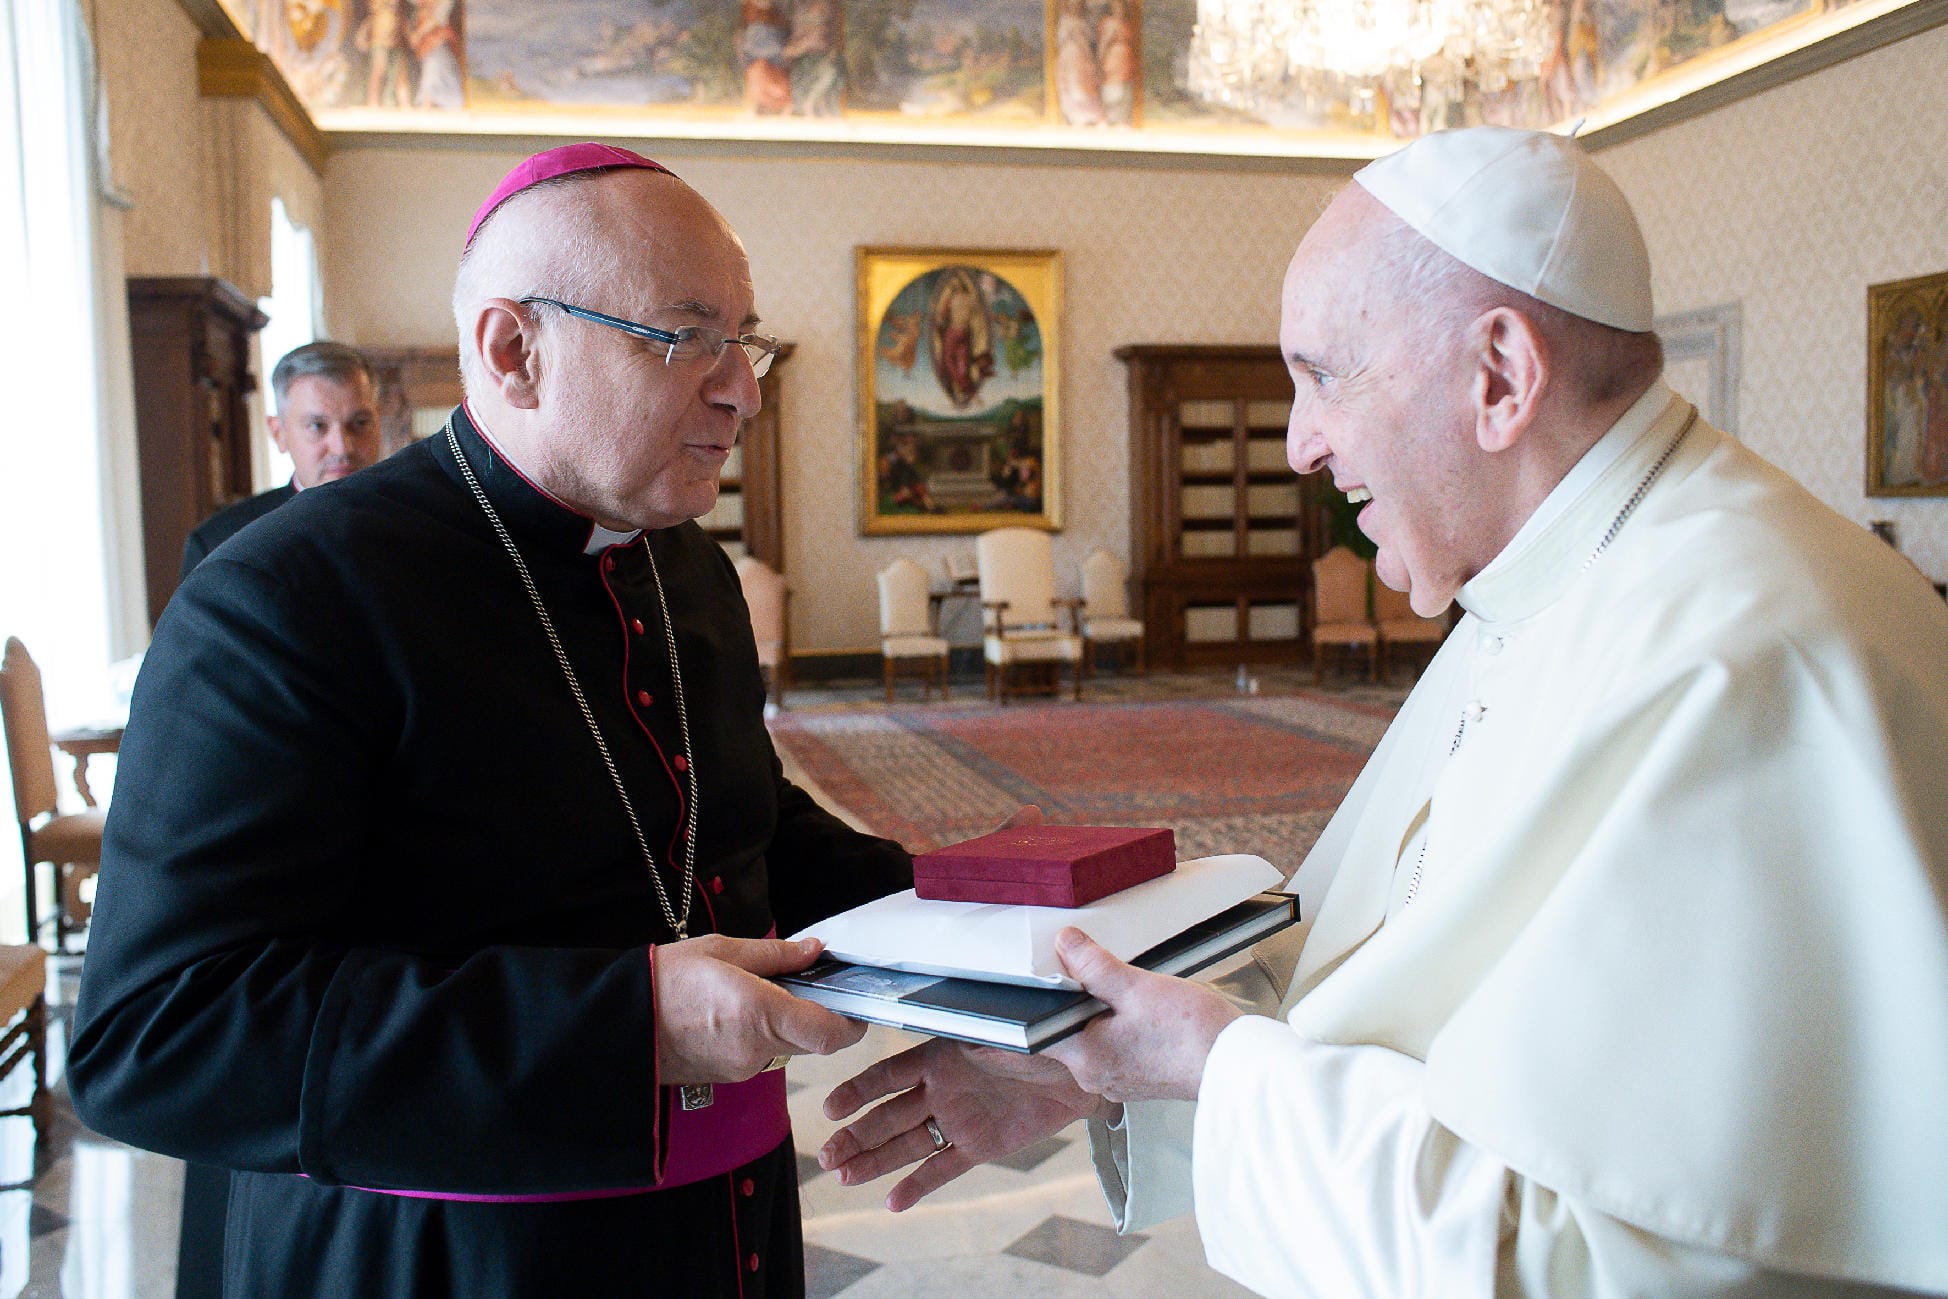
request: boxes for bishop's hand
[819,1038,1113,1211]
[653,935,866,1086]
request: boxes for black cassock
[71,407,912,1297]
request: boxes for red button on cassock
[673,755,688,772]
[710,877,726,895]
[631,618,646,635]
[740,1177,755,1197]
[747,1254,760,1273]
[604,555,616,573]
[636,690,652,706]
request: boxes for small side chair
[2,637,105,950]
[1309,547,1378,684]
[1078,549,1145,677]
[1375,580,1449,681]
[876,558,951,701]
[734,557,791,710]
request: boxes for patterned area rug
[769,690,1402,878]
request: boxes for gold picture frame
[1866,269,1948,497]
[856,247,1062,535]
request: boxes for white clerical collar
[465,403,644,555]
[583,521,640,553]
[1458,381,1689,625]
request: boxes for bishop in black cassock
[72,396,912,1295]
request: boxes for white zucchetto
[1354,126,1654,333]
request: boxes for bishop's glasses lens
[742,339,778,378]
[663,326,777,378]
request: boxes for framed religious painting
[1866,269,1948,497]
[856,247,1062,535]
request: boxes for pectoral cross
[678,1084,714,1111]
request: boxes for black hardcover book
[777,892,1300,1052]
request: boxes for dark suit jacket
[179,483,297,579]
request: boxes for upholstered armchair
[976,527,1083,703]
[733,557,790,710]
[1078,549,1145,676]
[1309,547,1378,683]
[1,638,104,950]
[876,558,951,701]
[1374,580,1449,681]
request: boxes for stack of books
[781,826,1299,1052]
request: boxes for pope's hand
[1044,927,1242,1103]
[653,935,866,1086]
[819,1038,1112,1211]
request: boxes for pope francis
[820,126,1948,1298]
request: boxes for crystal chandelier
[1187,0,1556,127]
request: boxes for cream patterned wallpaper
[1602,20,1948,579]
[100,0,324,299]
[322,18,1948,653]
[321,149,1340,652]
[100,0,209,279]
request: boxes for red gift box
[912,825,1177,908]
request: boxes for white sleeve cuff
[1087,1097,1197,1234]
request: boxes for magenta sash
[339,1068,791,1203]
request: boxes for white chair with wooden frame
[876,558,951,701]
[1309,547,1378,683]
[1078,549,1145,677]
[976,527,1083,704]
[2,638,105,951]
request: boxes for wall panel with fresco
[232,0,1941,156]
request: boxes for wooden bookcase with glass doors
[1117,344,1337,670]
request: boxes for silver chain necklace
[1402,406,1699,909]
[447,425,699,939]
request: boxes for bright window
[0,0,118,725]
[255,196,321,487]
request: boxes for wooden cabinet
[127,276,268,628]
[367,341,792,573]
[1117,344,1334,669]
[697,342,792,571]
[364,345,466,455]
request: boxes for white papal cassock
[1091,383,1948,1297]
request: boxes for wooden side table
[49,726,121,809]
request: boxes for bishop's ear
[1468,307,1548,454]
[474,298,544,410]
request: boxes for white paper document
[789,854,1284,989]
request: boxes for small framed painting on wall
[1866,269,1948,497]
[856,247,1062,535]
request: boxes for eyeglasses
[518,297,779,379]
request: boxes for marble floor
[3,667,1402,1296]
[1,954,180,1299]
[788,1024,1254,1299]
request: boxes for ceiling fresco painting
[223,0,1928,156]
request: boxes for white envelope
[790,853,1282,989]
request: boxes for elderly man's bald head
[451,168,748,397]
[449,161,762,533]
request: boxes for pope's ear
[1469,306,1547,454]
[474,298,543,410]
